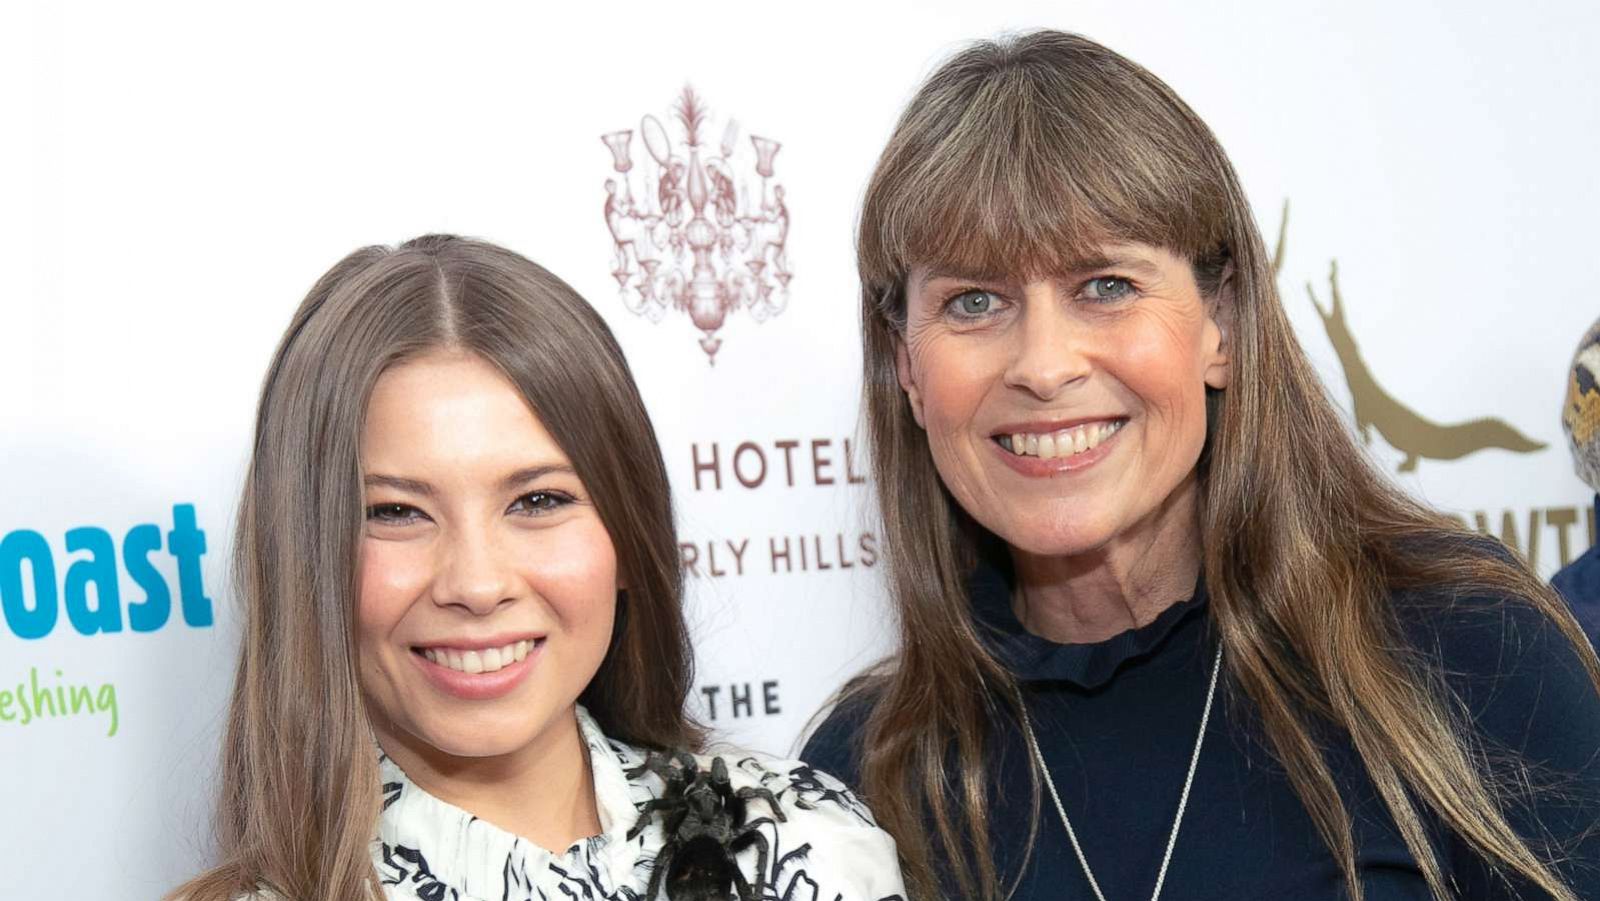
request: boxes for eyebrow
[1068,254,1163,277]
[917,267,1009,290]
[917,255,1163,289]
[363,464,577,496]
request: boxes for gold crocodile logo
[1271,203,1547,473]
[1304,259,1546,473]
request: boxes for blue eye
[948,290,998,318]
[1083,277,1133,302]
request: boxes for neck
[1011,474,1203,644]
[374,705,602,853]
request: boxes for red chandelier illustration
[602,87,791,364]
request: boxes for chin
[409,706,559,760]
[986,510,1117,559]
[428,735,531,759]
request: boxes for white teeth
[423,640,534,675]
[1003,421,1123,459]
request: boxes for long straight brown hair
[845,31,1600,901]
[170,235,701,901]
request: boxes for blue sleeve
[1551,548,1600,648]
[1411,596,1600,899]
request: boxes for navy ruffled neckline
[969,560,1209,689]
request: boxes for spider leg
[628,797,685,840]
[644,844,673,901]
[625,753,674,782]
[672,750,700,778]
[661,804,689,839]
[730,865,758,901]
[735,786,787,823]
[730,826,772,897]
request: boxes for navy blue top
[1552,495,1600,646]
[804,563,1600,900]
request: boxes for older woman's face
[898,243,1229,558]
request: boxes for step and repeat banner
[5,1,1597,897]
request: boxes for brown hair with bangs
[169,235,701,901]
[843,30,1600,901]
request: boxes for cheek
[518,519,620,640]
[910,334,998,431]
[356,539,434,642]
[1115,316,1211,424]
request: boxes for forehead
[363,352,566,468]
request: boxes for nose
[1002,285,1089,400]
[432,522,516,616]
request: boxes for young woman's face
[897,242,1230,559]
[356,351,617,763]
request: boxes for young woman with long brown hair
[169,235,905,901]
[804,31,1600,901]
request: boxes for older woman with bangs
[169,236,905,901]
[804,31,1600,901]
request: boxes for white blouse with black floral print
[318,706,905,901]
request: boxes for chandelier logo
[602,86,791,364]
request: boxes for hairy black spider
[627,752,787,901]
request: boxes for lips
[409,635,545,700]
[416,639,540,674]
[996,419,1125,459]
[988,417,1127,476]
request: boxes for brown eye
[366,503,421,524]
[508,491,573,516]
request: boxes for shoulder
[1392,585,1600,766]
[712,745,883,831]
[710,746,907,898]
[798,683,881,793]
[620,738,906,899]
[1553,545,1600,644]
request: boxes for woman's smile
[410,635,545,701]
[990,417,1129,475]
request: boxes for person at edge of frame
[1554,315,1600,644]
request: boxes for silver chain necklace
[1018,645,1223,901]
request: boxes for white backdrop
[4,2,1597,898]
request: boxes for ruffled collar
[374,705,651,900]
[970,560,1210,689]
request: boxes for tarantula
[626,752,787,901]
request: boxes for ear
[894,337,927,428]
[1203,261,1234,390]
